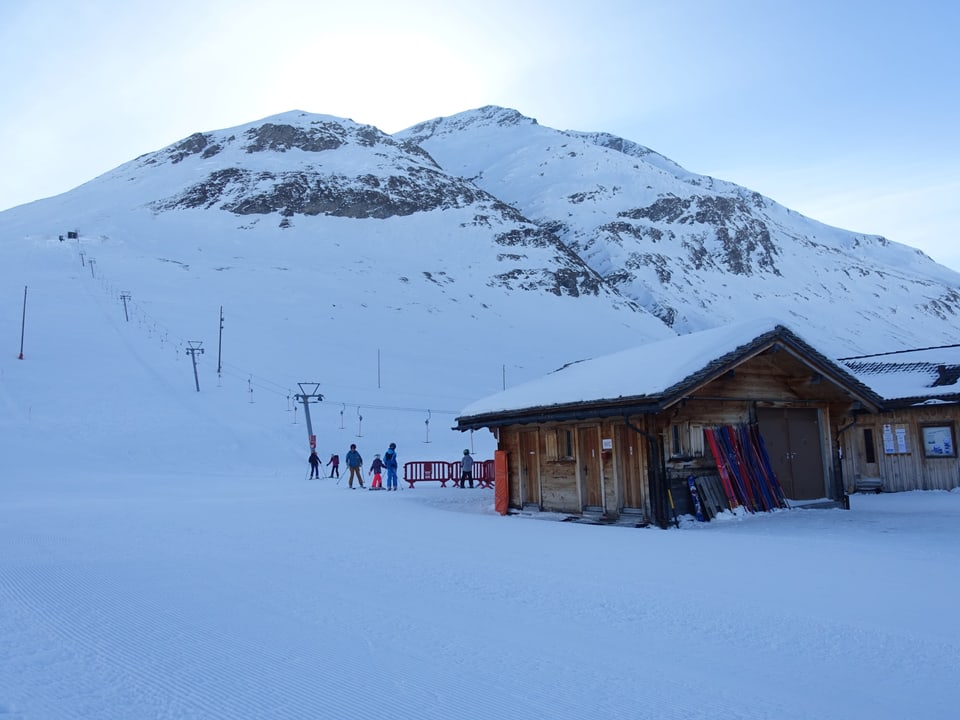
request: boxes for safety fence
[403,460,495,489]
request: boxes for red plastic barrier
[474,460,496,489]
[402,460,497,489]
[403,461,453,488]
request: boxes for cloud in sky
[1,0,957,271]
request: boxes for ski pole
[666,488,680,527]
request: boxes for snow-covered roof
[839,345,960,404]
[458,317,875,424]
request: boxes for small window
[545,428,574,460]
[670,425,683,456]
[863,428,876,464]
[689,423,704,457]
[544,431,557,459]
[668,422,702,459]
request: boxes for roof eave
[455,325,887,431]
[456,397,664,431]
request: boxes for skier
[383,442,399,491]
[326,453,340,478]
[308,449,321,479]
[460,449,474,488]
[369,454,384,489]
[345,444,364,489]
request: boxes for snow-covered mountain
[4,106,960,475]
[399,106,960,356]
[0,111,673,474]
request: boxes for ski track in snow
[2,478,959,719]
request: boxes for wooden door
[758,411,792,496]
[788,409,825,499]
[616,425,644,510]
[756,408,826,500]
[519,430,540,508]
[578,426,603,509]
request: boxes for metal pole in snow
[186,341,204,392]
[18,285,27,359]
[217,305,223,377]
[294,383,323,447]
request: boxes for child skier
[369,454,384,490]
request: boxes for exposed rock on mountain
[399,106,960,355]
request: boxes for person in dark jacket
[326,453,340,478]
[369,454,384,489]
[345,444,364,489]
[308,449,321,479]
[383,443,399,491]
[460,449,474,488]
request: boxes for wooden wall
[490,347,873,519]
[838,405,960,492]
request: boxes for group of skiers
[308,445,477,489]
[307,442,399,490]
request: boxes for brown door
[519,430,540,508]
[617,425,644,510]
[756,408,826,500]
[578,426,603,509]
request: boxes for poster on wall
[922,425,956,457]
[882,424,896,454]
[895,425,909,453]
[883,424,911,454]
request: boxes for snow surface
[2,471,959,719]
[4,248,960,720]
[3,117,959,718]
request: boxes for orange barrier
[494,450,509,515]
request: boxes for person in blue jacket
[383,442,399,491]
[345,444,364,489]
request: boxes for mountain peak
[400,105,536,142]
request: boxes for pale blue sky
[2,0,957,271]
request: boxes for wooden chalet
[837,344,960,493]
[456,320,883,528]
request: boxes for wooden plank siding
[460,330,907,525]
[490,347,876,521]
[499,420,654,520]
[838,405,960,492]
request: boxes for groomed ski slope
[1,471,958,720]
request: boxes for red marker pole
[18,285,27,360]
